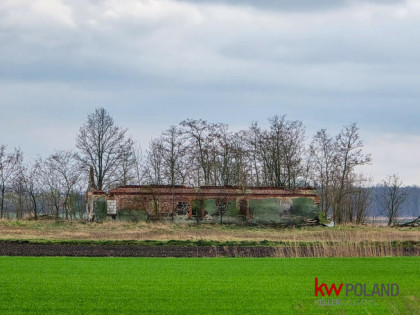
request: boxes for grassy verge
[0,256,418,314]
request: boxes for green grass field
[0,257,419,314]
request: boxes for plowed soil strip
[0,243,419,257]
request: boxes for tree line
[0,107,413,225]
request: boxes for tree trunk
[0,187,5,219]
[30,194,38,220]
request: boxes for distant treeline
[0,107,413,225]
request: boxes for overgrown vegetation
[116,209,147,222]
[94,197,107,222]
[290,198,318,217]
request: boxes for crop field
[0,257,419,314]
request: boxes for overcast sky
[1,0,420,185]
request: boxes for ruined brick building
[86,168,320,221]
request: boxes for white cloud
[0,0,75,29]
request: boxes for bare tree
[180,119,222,186]
[46,151,81,220]
[38,151,81,220]
[309,124,371,224]
[332,123,372,223]
[159,126,188,220]
[310,129,336,217]
[144,138,164,185]
[351,175,374,225]
[228,130,250,188]
[132,144,145,185]
[161,126,188,186]
[382,174,407,226]
[252,116,306,189]
[113,138,136,187]
[76,107,134,190]
[245,122,262,186]
[41,157,62,219]
[264,115,287,187]
[22,159,43,220]
[0,146,23,218]
[215,125,234,186]
[11,161,27,219]
[280,118,306,189]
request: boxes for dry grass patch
[0,219,419,244]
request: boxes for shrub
[117,209,147,222]
[290,198,318,218]
[94,197,107,222]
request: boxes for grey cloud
[1,0,418,96]
[176,0,405,12]
[1,0,420,184]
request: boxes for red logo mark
[315,278,343,297]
